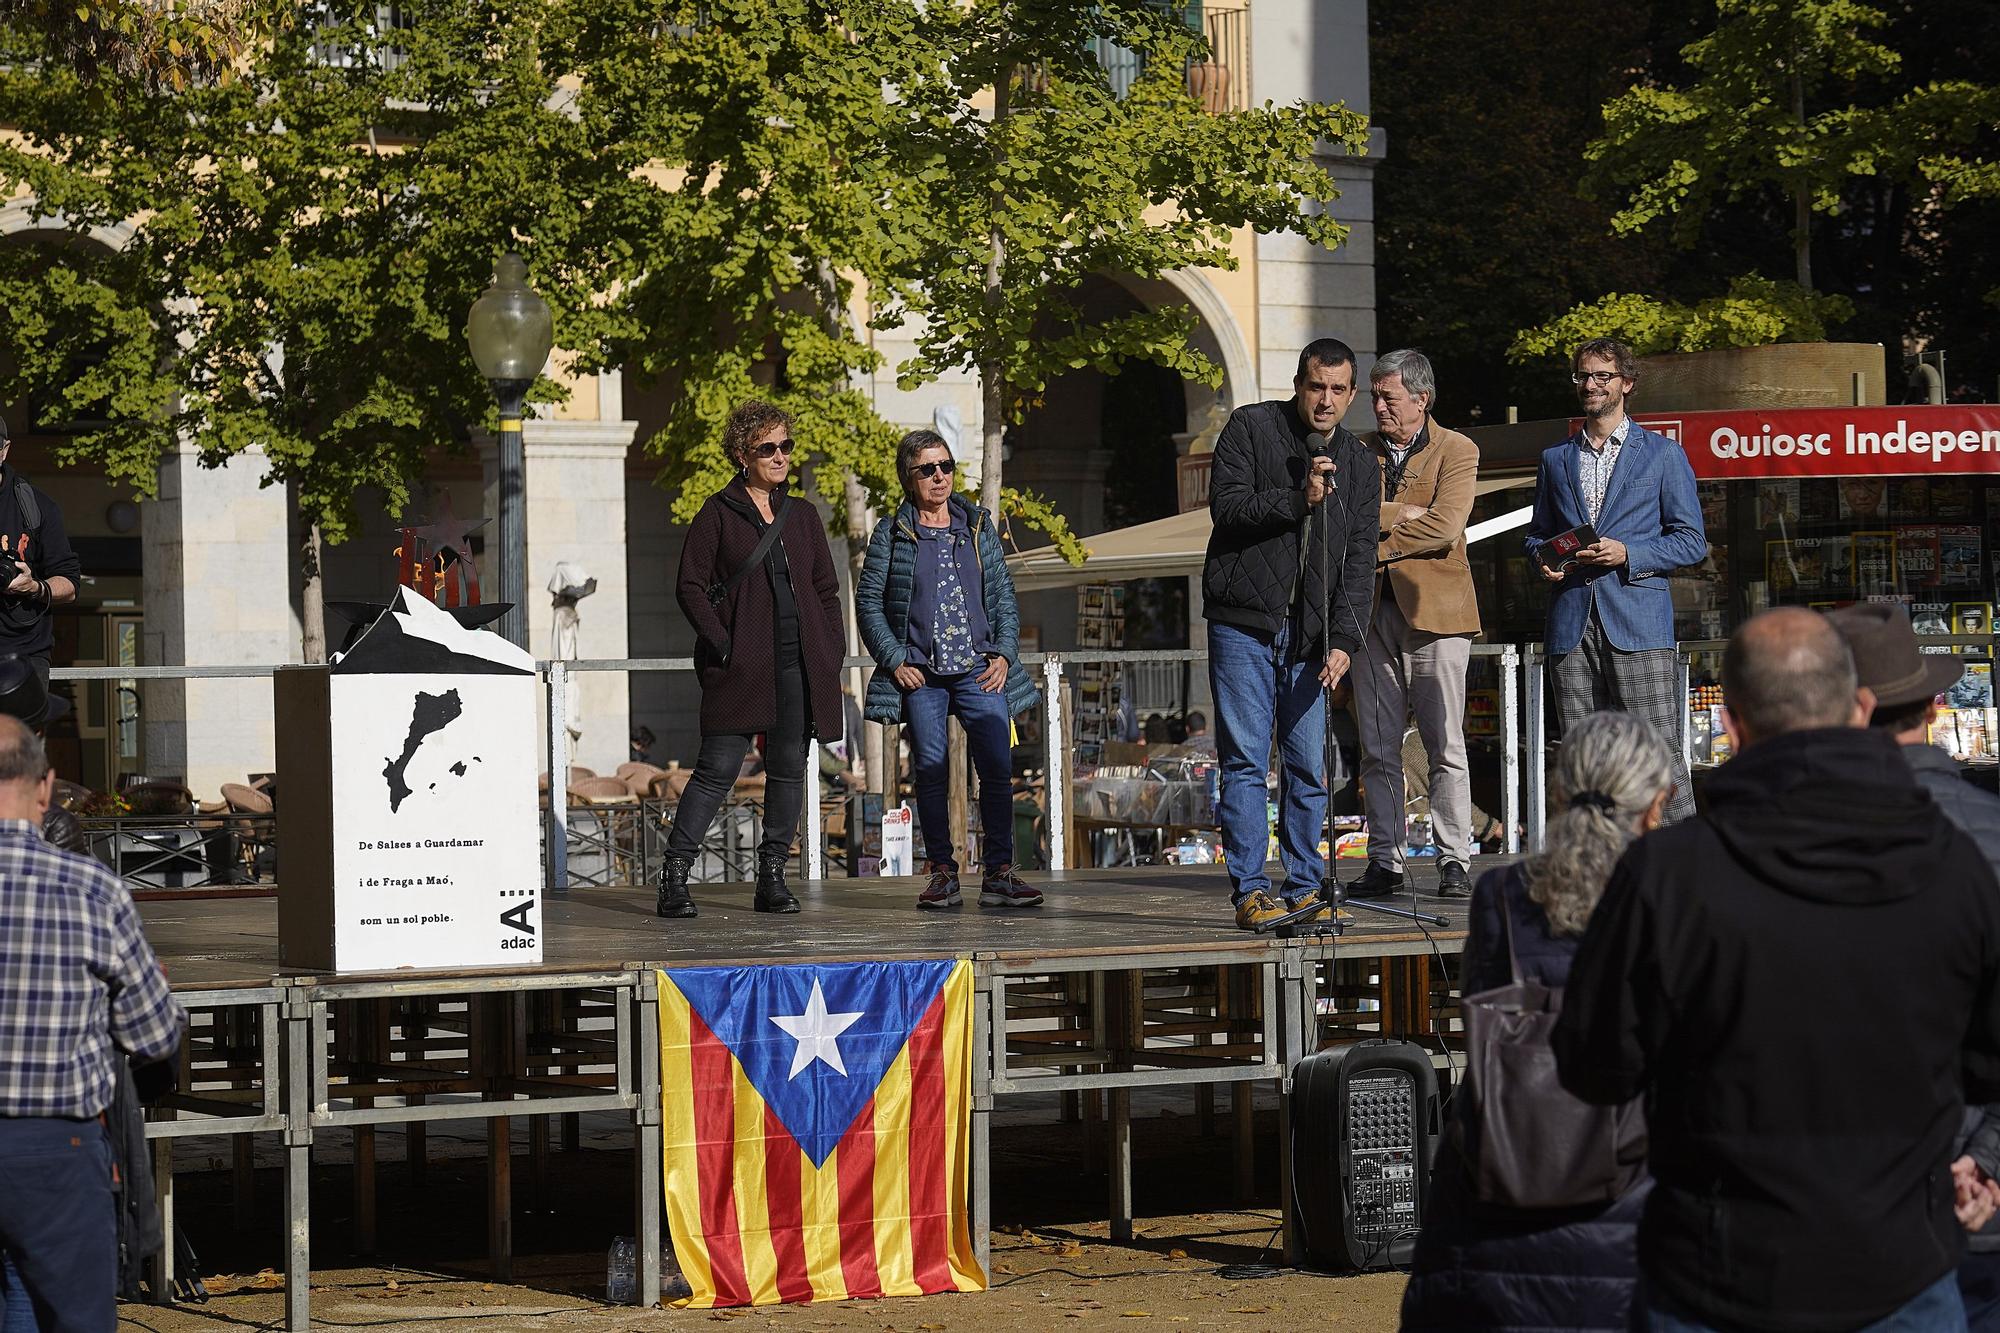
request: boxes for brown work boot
[1233,890,1287,931]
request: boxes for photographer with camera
[0,416,78,726]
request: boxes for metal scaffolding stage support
[139,865,1475,1328]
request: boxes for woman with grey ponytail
[1521,711,1674,940]
[1400,710,1671,1332]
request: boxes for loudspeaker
[1289,1038,1440,1271]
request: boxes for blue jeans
[0,1118,113,1333]
[1207,619,1327,904]
[1961,1252,2000,1333]
[905,669,1014,873]
[1648,1271,1967,1332]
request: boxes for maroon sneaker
[979,864,1044,908]
[917,862,962,909]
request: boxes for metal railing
[59,627,1994,889]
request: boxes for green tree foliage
[0,0,653,543]
[886,0,1370,518]
[1510,275,1854,362]
[1586,0,1999,292]
[3,0,266,90]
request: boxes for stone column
[141,444,296,798]
[483,419,637,777]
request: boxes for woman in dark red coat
[657,401,846,918]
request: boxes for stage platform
[134,861,1492,1329]
[140,860,1485,989]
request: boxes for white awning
[1006,475,1535,592]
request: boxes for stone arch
[1100,266,1258,426]
[0,197,138,253]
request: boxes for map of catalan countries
[383,689,465,813]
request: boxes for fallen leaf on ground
[1228,1308,1272,1315]
[1121,1312,1152,1318]
[247,1270,283,1290]
[1168,1248,1188,1260]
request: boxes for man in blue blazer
[1525,338,1707,822]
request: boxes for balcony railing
[1090,2,1250,114]
[307,3,413,73]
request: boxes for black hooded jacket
[1553,726,2000,1331]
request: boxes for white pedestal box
[276,592,543,972]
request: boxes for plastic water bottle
[606,1236,636,1304]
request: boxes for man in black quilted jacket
[1832,601,2000,1330]
[1201,338,1379,930]
[1556,607,2000,1331]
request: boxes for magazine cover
[1892,479,1933,521]
[1766,540,1800,596]
[1914,602,1954,653]
[1941,526,1985,589]
[1946,661,1994,709]
[1898,525,1941,588]
[1852,531,1897,593]
[1757,479,1801,529]
[1838,478,1891,522]
[1954,604,1993,636]
[1699,481,1730,532]
[1788,536,1849,593]
[1934,478,1978,522]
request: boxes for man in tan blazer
[1349,349,1482,900]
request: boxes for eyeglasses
[911,459,956,480]
[1571,371,1624,386]
[750,438,794,459]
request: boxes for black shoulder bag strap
[706,491,792,608]
[12,475,40,535]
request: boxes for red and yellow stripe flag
[657,960,986,1307]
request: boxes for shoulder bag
[705,491,791,610]
[1461,887,1647,1210]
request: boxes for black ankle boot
[655,853,696,919]
[754,851,800,914]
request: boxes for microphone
[1306,431,1335,491]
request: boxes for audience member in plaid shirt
[0,715,185,1333]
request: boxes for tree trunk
[301,521,327,664]
[979,63,1011,523]
[1791,70,1812,291]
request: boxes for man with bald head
[1554,608,2000,1331]
[0,715,184,1331]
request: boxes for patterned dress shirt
[0,820,185,1118]
[1576,416,1632,525]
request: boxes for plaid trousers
[1550,611,1695,823]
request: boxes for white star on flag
[769,979,865,1079]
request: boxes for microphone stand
[1257,431,1448,938]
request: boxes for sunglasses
[750,437,794,459]
[911,459,956,481]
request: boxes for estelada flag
[657,959,986,1307]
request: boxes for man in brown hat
[1831,601,2000,1328]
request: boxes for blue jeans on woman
[1207,619,1327,905]
[905,668,1014,872]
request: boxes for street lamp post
[465,252,554,649]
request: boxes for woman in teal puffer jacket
[857,430,1042,911]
